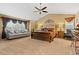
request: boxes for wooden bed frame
[31,31,57,42]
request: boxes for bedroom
[0,3,79,55]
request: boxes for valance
[65,17,75,22]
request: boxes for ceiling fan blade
[33,11,39,12]
[42,11,48,13]
[41,7,47,10]
[35,7,40,11]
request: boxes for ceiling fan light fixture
[34,3,48,14]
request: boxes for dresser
[57,31,64,38]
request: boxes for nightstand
[58,31,64,38]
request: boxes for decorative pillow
[47,28,54,32]
[41,28,48,32]
[41,28,54,32]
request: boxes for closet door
[0,18,3,39]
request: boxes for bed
[31,28,57,42]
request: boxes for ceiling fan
[34,3,48,14]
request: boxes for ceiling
[0,3,79,20]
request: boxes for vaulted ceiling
[0,3,79,20]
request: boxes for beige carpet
[0,37,75,55]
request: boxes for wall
[31,20,37,32]
[0,18,3,38]
[32,14,75,31]
[75,11,79,27]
